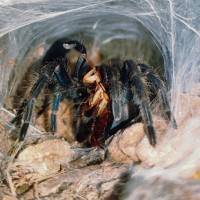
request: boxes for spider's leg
[51,56,88,133]
[11,75,51,127]
[139,63,177,128]
[73,56,90,82]
[123,60,156,146]
[19,99,35,141]
[51,92,61,133]
[159,89,177,128]
[12,63,57,141]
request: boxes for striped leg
[123,60,156,146]
[51,92,61,133]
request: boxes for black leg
[51,92,61,133]
[11,75,49,127]
[123,60,156,146]
[159,88,177,128]
[19,99,35,141]
[138,63,177,129]
[73,56,89,82]
[11,63,57,140]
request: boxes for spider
[11,38,177,147]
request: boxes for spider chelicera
[11,38,177,147]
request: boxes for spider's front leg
[11,63,58,141]
[122,60,156,146]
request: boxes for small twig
[74,194,87,200]
[6,162,16,196]
[33,182,40,199]
[35,170,68,183]
[6,140,24,196]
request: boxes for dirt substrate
[0,84,200,199]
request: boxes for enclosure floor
[0,84,200,199]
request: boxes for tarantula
[11,38,177,147]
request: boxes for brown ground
[0,84,199,200]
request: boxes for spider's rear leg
[123,60,156,146]
[138,63,177,129]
